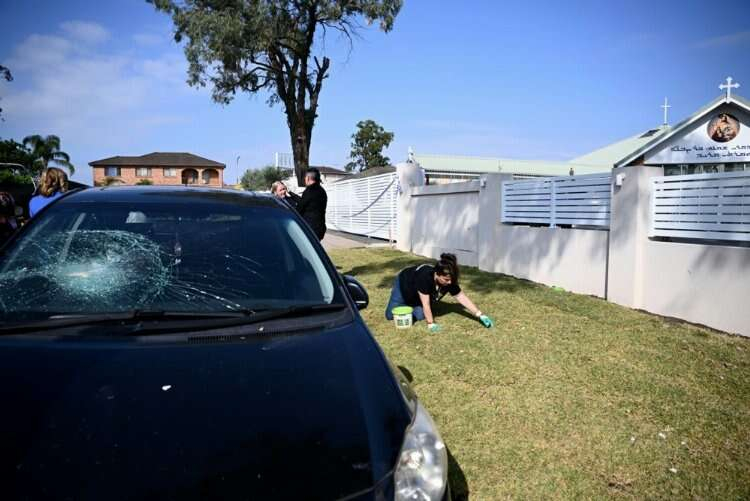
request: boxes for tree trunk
[290,120,310,187]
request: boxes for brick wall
[93,167,224,186]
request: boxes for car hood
[0,321,411,500]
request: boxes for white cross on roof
[661,97,671,125]
[719,76,740,101]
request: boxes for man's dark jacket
[297,182,327,240]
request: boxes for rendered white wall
[397,170,750,337]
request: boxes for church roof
[614,93,750,167]
[569,126,671,167]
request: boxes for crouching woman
[384,253,493,333]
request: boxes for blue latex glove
[427,323,442,333]
[479,314,494,328]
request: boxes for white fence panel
[651,171,750,241]
[501,173,612,228]
[326,172,398,240]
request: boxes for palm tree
[22,134,75,175]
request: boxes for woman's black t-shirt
[398,264,461,307]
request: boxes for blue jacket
[29,192,64,217]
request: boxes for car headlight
[394,402,448,501]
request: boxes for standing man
[297,167,327,240]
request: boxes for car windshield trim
[0,304,348,336]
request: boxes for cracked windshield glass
[0,201,335,323]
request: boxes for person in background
[296,167,327,240]
[270,181,301,210]
[385,253,494,333]
[29,167,68,218]
[0,191,19,247]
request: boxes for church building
[413,77,750,179]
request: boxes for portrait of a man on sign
[707,113,740,143]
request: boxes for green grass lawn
[329,248,750,500]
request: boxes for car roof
[58,186,284,209]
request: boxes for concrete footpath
[321,230,391,251]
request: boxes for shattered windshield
[0,202,338,323]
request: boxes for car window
[0,202,338,323]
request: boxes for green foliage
[136,178,154,185]
[22,134,75,175]
[347,119,394,172]
[0,138,34,172]
[240,165,288,192]
[149,0,402,185]
[0,168,32,186]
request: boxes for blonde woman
[271,181,301,210]
[29,167,68,217]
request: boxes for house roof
[338,166,396,181]
[613,93,750,167]
[89,152,225,168]
[413,154,610,176]
[311,165,351,176]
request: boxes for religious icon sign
[707,113,740,143]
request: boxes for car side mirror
[343,274,369,310]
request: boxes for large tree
[346,119,394,171]
[150,0,402,186]
[22,134,75,175]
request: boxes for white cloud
[694,30,750,49]
[8,34,74,71]
[60,20,109,44]
[2,22,195,154]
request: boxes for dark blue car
[0,187,450,500]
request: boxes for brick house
[89,152,225,187]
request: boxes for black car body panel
[1,321,412,500]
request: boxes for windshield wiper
[0,304,348,335]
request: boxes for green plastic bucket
[392,306,413,329]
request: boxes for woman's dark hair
[435,253,459,284]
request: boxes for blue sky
[1,0,749,185]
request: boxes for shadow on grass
[343,255,535,295]
[448,447,470,500]
[397,365,414,383]
[434,302,480,322]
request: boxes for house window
[105,166,121,177]
[163,168,177,177]
[136,167,152,177]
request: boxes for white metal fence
[651,171,750,241]
[501,173,612,228]
[326,172,399,240]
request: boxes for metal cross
[661,97,671,125]
[719,76,740,100]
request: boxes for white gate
[326,172,399,240]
